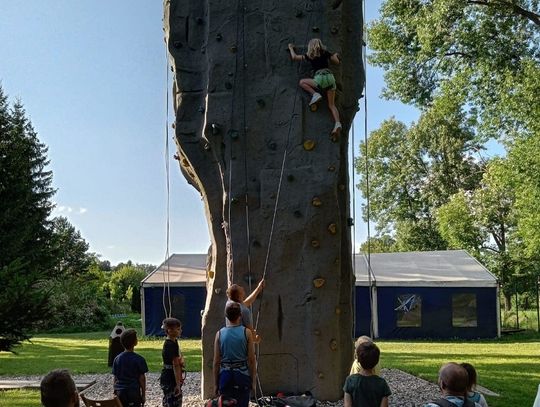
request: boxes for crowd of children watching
[39,280,489,407]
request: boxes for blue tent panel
[143,286,206,337]
[354,286,372,338]
[376,286,498,339]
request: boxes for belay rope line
[361,0,375,338]
[163,40,172,319]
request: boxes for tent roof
[141,254,207,287]
[142,250,497,288]
[355,250,497,287]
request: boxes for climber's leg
[327,89,342,135]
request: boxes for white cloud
[52,205,88,215]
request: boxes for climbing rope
[162,40,172,318]
[351,120,357,336]
[361,0,375,338]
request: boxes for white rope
[361,0,374,338]
[163,40,172,318]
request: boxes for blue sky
[0,2,499,265]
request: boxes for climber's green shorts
[314,69,336,91]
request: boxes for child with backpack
[460,363,488,407]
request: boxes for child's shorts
[314,69,336,91]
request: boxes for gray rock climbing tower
[164,0,364,401]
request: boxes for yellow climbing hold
[335,307,341,315]
[328,223,337,234]
[310,103,318,112]
[208,270,215,279]
[311,239,320,248]
[318,372,324,379]
[303,140,316,151]
[329,339,338,351]
[312,197,322,207]
[313,278,325,288]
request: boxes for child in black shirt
[160,318,185,407]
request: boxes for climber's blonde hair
[306,38,325,59]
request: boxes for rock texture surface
[164,0,364,400]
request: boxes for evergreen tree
[0,87,56,351]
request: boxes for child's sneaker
[309,92,322,106]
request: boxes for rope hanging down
[360,0,375,338]
[162,40,172,318]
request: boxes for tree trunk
[164,0,364,400]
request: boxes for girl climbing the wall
[288,38,342,138]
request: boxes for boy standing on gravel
[112,329,148,407]
[343,342,391,407]
[160,317,186,407]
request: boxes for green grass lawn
[1,332,539,406]
[378,333,540,407]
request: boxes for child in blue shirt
[112,329,148,407]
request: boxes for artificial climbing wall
[164,0,364,400]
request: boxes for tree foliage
[368,0,540,140]
[0,88,56,351]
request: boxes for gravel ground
[2,369,441,407]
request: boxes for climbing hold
[204,142,211,151]
[211,123,221,135]
[328,223,337,234]
[208,270,215,279]
[335,307,341,315]
[339,184,345,191]
[225,81,233,90]
[173,153,180,161]
[311,239,320,248]
[318,372,324,379]
[347,217,354,226]
[230,45,238,53]
[256,99,265,108]
[231,197,239,204]
[268,141,277,151]
[313,278,325,288]
[182,158,189,167]
[293,210,302,218]
[330,133,339,143]
[215,288,222,294]
[312,26,320,32]
[173,41,183,48]
[172,122,176,129]
[314,329,321,336]
[303,140,316,151]
[312,197,322,207]
[216,33,223,41]
[170,66,174,72]
[228,129,239,140]
[329,339,338,351]
[328,165,335,172]
[198,106,205,113]
[196,17,204,25]
[310,103,318,112]
[334,257,339,265]
[287,174,295,182]
[331,26,339,35]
